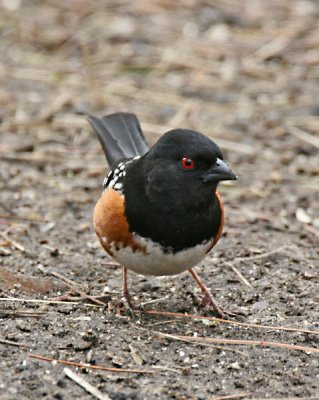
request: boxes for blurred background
[0,1,319,399]
[0,0,319,252]
[1,0,318,218]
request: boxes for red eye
[182,157,195,170]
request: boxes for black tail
[88,112,149,167]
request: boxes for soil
[0,1,318,399]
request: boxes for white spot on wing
[102,156,138,193]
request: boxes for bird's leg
[121,267,134,312]
[188,268,227,319]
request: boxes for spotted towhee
[89,112,237,318]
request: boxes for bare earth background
[0,1,319,399]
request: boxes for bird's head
[141,129,237,213]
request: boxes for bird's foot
[107,291,142,319]
[188,268,243,319]
[201,291,237,319]
[120,290,136,318]
[189,290,240,319]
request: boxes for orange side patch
[207,191,224,253]
[93,188,146,256]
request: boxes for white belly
[109,235,212,276]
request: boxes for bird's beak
[202,158,238,183]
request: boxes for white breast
[109,234,212,276]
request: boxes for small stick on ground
[210,392,251,400]
[50,272,83,289]
[49,272,106,306]
[151,365,183,374]
[148,331,319,354]
[64,367,112,400]
[286,125,319,149]
[29,354,153,374]
[144,310,319,336]
[0,297,101,308]
[140,297,168,307]
[48,292,106,306]
[0,310,45,318]
[0,338,30,349]
[225,262,253,288]
[0,214,46,223]
[142,328,247,355]
[0,231,33,256]
[236,245,288,262]
[303,224,319,239]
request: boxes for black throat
[123,161,222,253]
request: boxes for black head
[141,129,237,213]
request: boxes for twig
[49,272,106,306]
[0,297,100,308]
[303,224,319,239]
[42,244,71,256]
[144,310,319,336]
[0,214,46,223]
[151,365,183,374]
[149,331,319,354]
[142,328,247,355]
[236,245,288,262]
[0,247,11,255]
[0,310,45,318]
[146,319,178,327]
[64,367,112,400]
[60,290,106,307]
[100,261,121,267]
[286,125,319,149]
[210,393,251,400]
[29,354,153,374]
[225,262,253,288]
[0,338,30,349]
[140,297,168,307]
[0,231,27,253]
[253,35,291,61]
[252,20,308,61]
[49,272,84,289]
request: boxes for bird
[88,112,237,318]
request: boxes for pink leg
[122,267,134,310]
[188,268,226,318]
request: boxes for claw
[188,267,240,319]
[201,291,228,319]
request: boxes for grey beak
[203,158,238,183]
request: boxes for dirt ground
[1,1,319,399]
